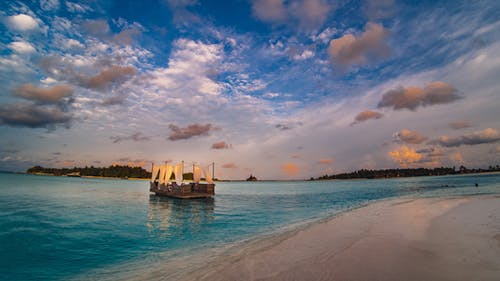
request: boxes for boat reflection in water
[146,194,215,236]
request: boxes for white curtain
[202,165,213,184]
[164,164,173,185]
[193,165,202,183]
[174,163,183,184]
[150,164,160,182]
[158,164,167,185]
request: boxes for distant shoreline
[310,166,500,181]
[81,175,149,181]
[22,172,149,181]
[18,170,500,182]
[12,165,500,182]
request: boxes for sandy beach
[182,195,500,281]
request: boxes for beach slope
[185,195,500,281]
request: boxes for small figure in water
[475,183,478,187]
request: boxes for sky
[0,0,499,180]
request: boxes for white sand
[182,195,500,281]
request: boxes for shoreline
[22,173,150,181]
[11,169,500,182]
[179,194,500,281]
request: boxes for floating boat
[150,162,215,199]
[66,172,81,177]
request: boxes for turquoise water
[0,172,499,280]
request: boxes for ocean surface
[0,172,499,280]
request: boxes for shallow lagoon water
[0,172,498,280]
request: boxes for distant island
[26,165,215,181]
[27,165,152,179]
[311,165,500,180]
[246,174,258,181]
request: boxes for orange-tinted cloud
[14,83,73,104]
[318,158,333,164]
[352,110,383,125]
[80,65,136,90]
[60,160,75,167]
[222,163,237,169]
[328,22,390,67]
[252,0,330,29]
[112,158,147,168]
[452,151,465,165]
[281,162,299,176]
[393,129,427,144]
[388,145,422,167]
[212,141,232,149]
[377,81,460,111]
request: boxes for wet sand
[183,195,500,281]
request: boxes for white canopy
[193,165,202,183]
[158,164,167,185]
[154,162,213,185]
[151,164,160,183]
[164,164,173,185]
[202,165,213,184]
[174,163,183,184]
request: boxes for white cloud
[41,77,57,84]
[5,14,40,32]
[8,41,36,54]
[65,2,92,13]
[292,49,314,60]
[263,92,280,98]
[64,39,84,50]
[312,27,338,44]
[150,39,223,97]
[40,0,60,11]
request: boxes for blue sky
[0,0,499,179]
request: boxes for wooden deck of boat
[150,182,215,199]
[152,191,213,199]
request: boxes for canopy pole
[212,162,215,181]
[164,161,168,184]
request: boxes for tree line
[311,165,500,180]
[26,165,207,180]
[27,165,151,178]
